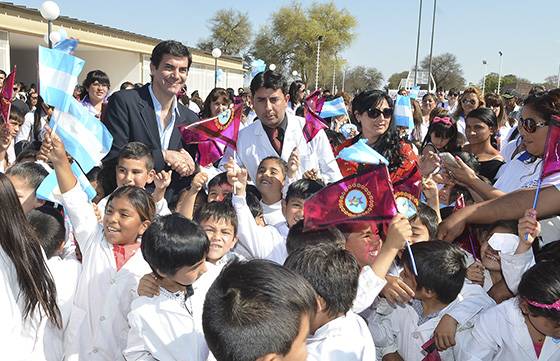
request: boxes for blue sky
[14,0,560,85]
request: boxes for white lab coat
[352,266,386,314]
[61,184,152,361]
[500,248,535,295]
[306,311,376,361]
[459,298,560,360]
[221,112,342,184]
[123,263,219,361]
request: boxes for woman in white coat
[0,173,61,360]
[460,261,560,361]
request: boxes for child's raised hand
[137,272,160,298]
[303,168,319,181]
[466,260,485,286]
[419,150,440,177]
[381,275,415,306]
[517,208,540,254]
[38,126,67,165]
[433,314,458,351]
[188,171,208,194]
[385,214,413,250]
[154,170,172,191]
[422,176,439,203]
[287,147,300,179]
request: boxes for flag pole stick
[405,240,419,276]
[525,177,543,241]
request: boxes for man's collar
[148,83,181,117]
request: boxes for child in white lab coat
[203,259,317,361]
[284,243,376,361]
[371,241,494,361]
[277,178,324,238]
[123,214,212,361]
[39,128,156,360]
[459,261,560,361]
[4,161,47,213]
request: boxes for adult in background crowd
[103,40,199,200]
[452,86,484,135]
[288,80,306,116]
[81,70,110,118]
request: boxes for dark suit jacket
[102,84,199,203]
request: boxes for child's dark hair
[518,261,560,323]
[402,241,466,304]
[142,214,209,277]
[107,186,155,222]
[250,70,288,96]
[82,69,110,90]
[285,178,324,203]
[208,172,229,191]
[86,166,102,183]
[6,161,49,190]
[284,243,360,317]
[420,118,459,153]
[286,220,346,254]
[9,107,25,125]
[194,200,238,236]
[117,142,154,171]
[259,156,288,179]
[411,203,439,239]
[203,259,316,361]
[27,206,65,259]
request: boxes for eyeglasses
[461,99,477,105]
[367,107,393,119]
[520,117,547,133]
[448,93,458,97]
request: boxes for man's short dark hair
[402,241,466,304]
[284,243,360,317]
[250,70,288,96]
[6,161,48,190]
[117,142,154,171]
[285,178,324,203]
[151,40,193,70]
[194,200,238,236]
[286,220,345,254]
[141,214,209,277]
[203,259,316,361]
[27,206,65,259]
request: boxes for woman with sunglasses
[335,90,418,181]
[453,87,485,135]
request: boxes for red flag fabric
[0,66,16,123]
[302,89,328,142]
[541,115,560,179]
[303,164,397,231]
[178,103,242,166]
[393,164,422,219]
[421,338,442,361]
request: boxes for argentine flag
[39,46,113,173]
[320,97,348,118]
[394,95,414,129]
[337,138,389,165]
[36,162,96,203]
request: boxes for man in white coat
[221,70,342,184]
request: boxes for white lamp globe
[292,70,298,77]
[40,1,60,21]
[49,31,61,45]
[211,48,222,58]
[269,64,277,71]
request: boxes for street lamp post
[332,54,337,93]
[427,0,437,92]
[497,51,503,94]
[482,60,488,95]
[315,35,323,90]
[40,1,60,49]
[341,67,346,92]
[413,0,423,86]
[557,64,560,88]
[211,48,222,88]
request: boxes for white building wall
[186,63,244,100]
[0,31,9,74]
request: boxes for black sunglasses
[367,107,393,119]
[520,117,547,133]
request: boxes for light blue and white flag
[39,46,113,173]
[320,97,348,118]
[394,95,414,129]
[36,162,96,203]
[409,86,421,100]
[337,138,389,165]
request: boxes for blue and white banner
[320,97,348,118]
[394,95,414,129]
[36,162,96,203]
[39,46,112,173]
[409,86,421,100]
[337,138,389,165]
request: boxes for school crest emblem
[339,183,375,217]
[394,191,418,219]
[215,109,233,130]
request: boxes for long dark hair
[32,95,49,142]
[288,80,305,109]
[465,107,499,150]
[200,88,231,118]
[0,174,61,327]
[352,90,404,172]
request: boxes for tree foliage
[252,2,357,83]
[387,71,409,90]
[420,53,465,90]
[343,66,384,94]
[482,72,533,94]
[197,9,252,56]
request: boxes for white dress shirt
[148,85,180,150]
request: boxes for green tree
[343,66,383,94]
[543,75,559,90]
[420,53,465,90]
[387,71,409,89]
[197,9,252,56]
[252,2,357,83]
[482,73,532,94]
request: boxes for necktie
[266,126,283,155]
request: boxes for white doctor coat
[61,184,152,360]
[221,112,342,184]
[459,298,560,361]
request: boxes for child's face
[166,259,207,287]
[276,314,311,361]
[480,240,501,272]
[199,216,237,264]
[103,196,150,245]
[256,159,285,195]
[282,197,305,228]
[6,118,21,138]
[522,304,560,338]
[7,175,44,214]
[116,157,155,188]
[410,217,430,243]
[344,225,382,268]
[430,133,450,150]
[400,263,419,297]
[207,183,232,202]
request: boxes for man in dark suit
[103,40,198,202]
